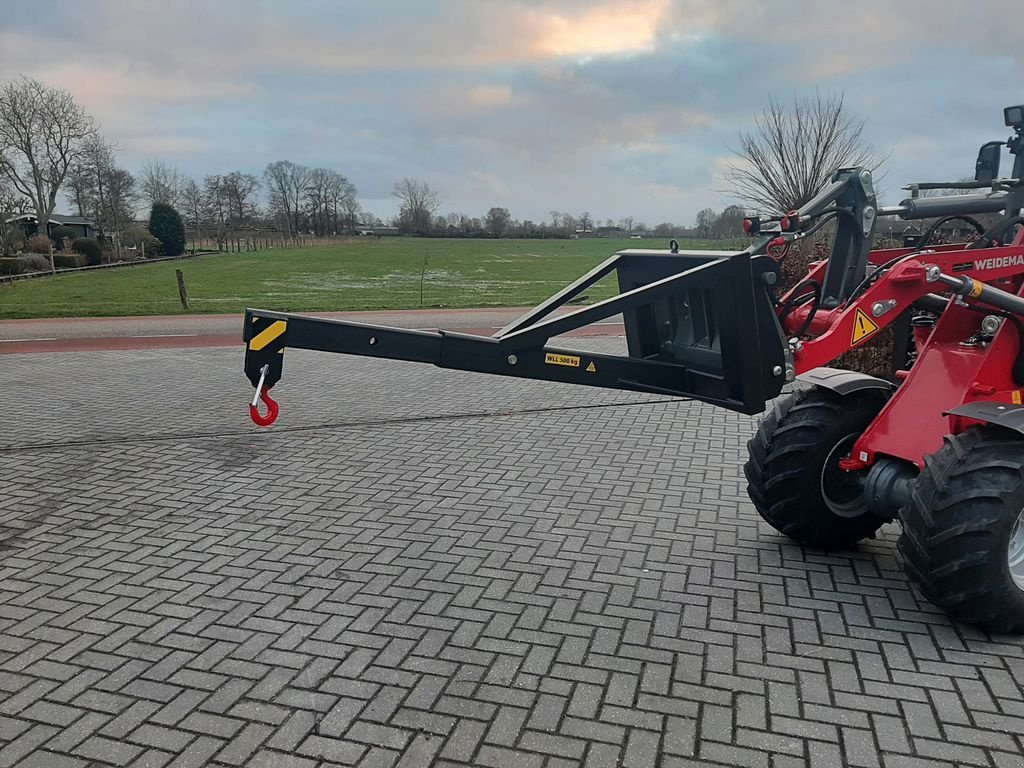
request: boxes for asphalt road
[0,308,625,354]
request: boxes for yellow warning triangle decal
[851,309,880,344]
[586,361,597,373]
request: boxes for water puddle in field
[257,270,569,297]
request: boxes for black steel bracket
[244,248,790,415]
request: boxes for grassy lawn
[0,237,748,319]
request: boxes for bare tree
[264,160,310,239]
[182,179,203,252]
[620,216,634,235]
[695,208,717,238]
[74,136,135,261]
[341,188,361,234]
[65,160,95,217]
[485,207,511,238]
[712,205,746,238]
[724,93,879,212]
[0,76,96,270]
[0,179,30,255]
[102,168,136,260]
[139,160,185,209]
[327,171,356,234]
[221,171,259,226]
[304,167,330,236]
[393,178,440,234]
[203,174,229,249]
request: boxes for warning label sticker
[585,362,597,373]
[851,309,880,345]
[545,353,581,368]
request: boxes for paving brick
[296,735,366,764]
[440,718,487,762]
[244,750,318,768]
[266,709,318,752]
[127,724,195,753]
[73,735,144,766]
[10,750,92,768]
[699,741,769,768]
[622,728,661,768]
[18,701,82,728]
[842,727,881,768]
[214,722,274,766]
[392,733,442,767]
[516,730,586,760]
[178,712,244,740]
[474,745,543,768]
[101,700,161,739]
[584,742,623,767]
[358,746,400,768]
[346,721,412,751]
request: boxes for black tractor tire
[899,426,1024,634]
[744,386,889,550]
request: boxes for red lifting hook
[249,386,279,427]
[248,364,279,426]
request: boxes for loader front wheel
[899,427,1024,634]
[744,386,888,550]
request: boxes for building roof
[4,213,97,226]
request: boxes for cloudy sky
[1,0,1021,225]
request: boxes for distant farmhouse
[6,213,100,240]
[355,225,400,237]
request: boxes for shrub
[53,253,87,269]
[121,223,150,247]
[71,237,103,266]
[18,254,50,272]
[148,203,186,257]
[50,226,78,249]
[0,257,23,275]
[139,234,163,258]
[27,234,52,254]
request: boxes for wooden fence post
[175,269,190,310]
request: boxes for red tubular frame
[777,228,1024,468]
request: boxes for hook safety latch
[249,364,280,427]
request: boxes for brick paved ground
[2,341,1024,767]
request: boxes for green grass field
[0,237,748,319]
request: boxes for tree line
[0,76,743,264]
[2,76,882,268]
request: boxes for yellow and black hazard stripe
[248,316,288,354]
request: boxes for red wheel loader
[243,106,1024,633]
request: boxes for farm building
[6,213,100,240]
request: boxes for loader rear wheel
[744,386,888,550]
[899,427,1024,634]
